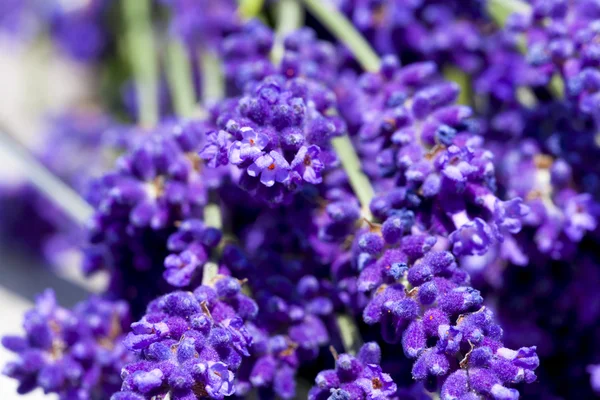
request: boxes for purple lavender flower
[2,290,133,399]
[336,57,527,258]
[200,70,345,203]
[356,233,539,396]
[114,279,256,399]
[163,218,222,287]
[308,342,397,400]
[48,0,111,61]
[228,127,270,165]
[84,120,218,313]
[291,145,325,184]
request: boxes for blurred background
[0,24,101,399]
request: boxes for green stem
[486,0,532,27]
[203,203,223,230]
[202,202,223,285]
[237,0,265,19]
[199,50,225,104]
[443,66,471,106]
[296,0,376,215]
[336,314,363,355]
[0,129,93,225]
[549,73,565,98]
[270,0,304,65]
[331,136,375,219]
[300,0,381,72]
[123,0,159,127]
[166,39,197,118]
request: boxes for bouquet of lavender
[2,0,599,399]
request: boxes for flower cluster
[337,0,488,71]
[112,278,257,399]
[85,120,214,313]
[506,0,600,123]
[163,218,222,287]
[200,73,346,204]
[336,58,529,258]
[358,233,539,397]
[2,290,132,399]
[496,141,597,260]
[308,342,397,400]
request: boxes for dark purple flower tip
[315,369,340,390]
[249,356,277,387]
[441,370,470,399]
[401,235,437,261]
[439,287,484,315]
[357,342,381,365]
[215,277,241,298]
[358,232,385,255]
[402,320,427,358]
[336,354,364,381]
[417,281,438,305]
[412,348,451,380]
[469,346,493,368]
[407,262,434,287]
[383,298,419,320]
[111,391,146,400]
[2,336,28,353]
[132,368,164,394]
[382,211,414,244]
[422,308,450,337]
[380,55,401,79]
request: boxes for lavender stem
[300,0,381,72]
[122,0,159,128]
[166,38,197,118]
[202,203,222,285]
[336,314,363,355]
[0,130,93,225]
[199,49,225,105]
[331,136,375,220]
[271,0,304,65]
[486,0,531,27]
[237,0,265,19]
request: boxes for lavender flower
[114,279,257,399]
[334,57,528,258]
[200,71,346,204]
[308,342,397,400]
[85,120,217,313]
[2,290,133,399]
[357,233,539,397]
